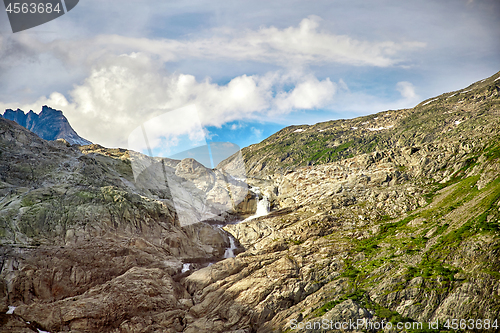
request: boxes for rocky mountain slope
[1,106,92,146]
[1,71,500,333]
[223,71,500,178]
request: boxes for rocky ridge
[1,72,500,332]
[224,71,500,178]
[1,106,92,146]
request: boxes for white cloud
[274,76,336,111]
[251,127,263,138]
[230,123,245,130]
[0,53,336,148]
[396,81,418,100]
[11,16,425,70]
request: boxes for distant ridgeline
[1,105,91,145]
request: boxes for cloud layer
[1,52,337,148]
[8,16,425,71]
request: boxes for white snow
[351,127,358,130]
[361,122,369,125]
[422,98,438,106]
[181,263,191,273]
[495,76,500,82]
[37,329,51,333]
[460,89,471,94]
[6,306,16,314]
[454,120,461,125]
[374,117,378,120]
[318,129,325,132]
[367,125,394,131]
[293,129,305,133]
[447,93,456,99]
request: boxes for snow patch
[367,125,394,131]
[422,98,438,106]
[447,93,456,99]
[361,122,369,125]
[293,129,305,133]
[460,89,471,94]
[495,76,500,82]
[454,120,461,125]
[6,306,16,314]
[181,263,191,273]
[351,127,358,130]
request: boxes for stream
[182,187,271,270]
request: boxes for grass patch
[315,289,364,317]
[315,289,414,324]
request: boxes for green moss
[288,239,304,245]
[341,264,361,279]
[307,141,354,164]
[314,289,415,325]
[315,289,365,317]
[76,191,96,200]
[485,143,500,161]
[21,197,35,207]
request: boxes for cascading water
[224,235,237,258]
[184,186,270,272]
[254,195,270,217]
[244,187,270,221]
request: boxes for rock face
[1,72,500,332]
[2,106,92,146]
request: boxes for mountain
[1,105,92,146]
[1,72,499,332]
[222,71,500,177]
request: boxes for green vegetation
[315,289,364,317]
[315,289,414,324]
[21,196,35,207]
[307,140,354,164]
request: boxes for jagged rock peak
[2,105,92,146]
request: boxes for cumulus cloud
[0,15,426,149]
[0,53,337,148]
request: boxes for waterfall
[224,235,237,258]
[244,187,270,221]
[254,195,270,217]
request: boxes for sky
[0,0,499,160]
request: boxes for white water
[244,196,270,221]
[221,187,270,258]
[254,195,270,217]
[181,263,191,273]
[224,235,237,258]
